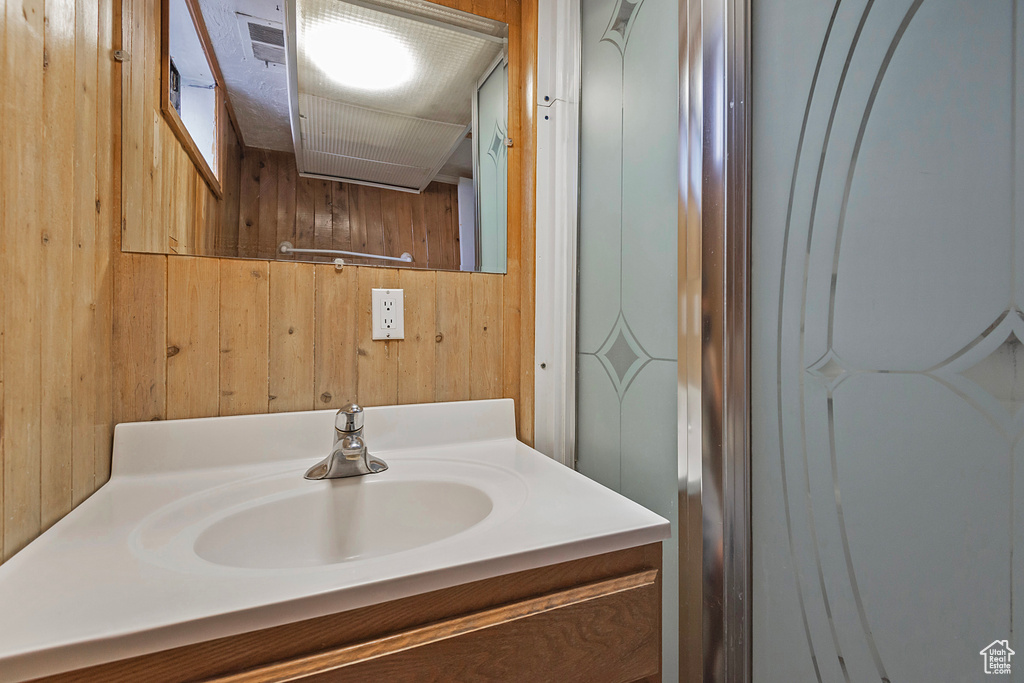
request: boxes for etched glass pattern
[577,0,679,676]
[752,1,1023,681]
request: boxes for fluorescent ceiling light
[305,20,415,90]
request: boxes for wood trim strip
[206,570,659,683]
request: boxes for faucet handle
[336,403,364,433]
[339,435,366,461]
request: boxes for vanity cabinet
[34,544,661,683]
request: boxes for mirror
[132,0,509,273]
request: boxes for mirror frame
[160,0,229,198]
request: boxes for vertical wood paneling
[237,150,260,258]
[396,193,417,266]
[4,0,45,560]
[504,0,527,442]
[40,0,76,529]
[269,262,315,413]
[331,184,351,253]
[356,268,400,406]
[435,270,472,401]
[93,0,116,487]
[218,121,241,255]
[204,149,462,268]
[441,186,458,269]
[71,0,100,505]
[276,155,296,260]
[314,265,357,409]
[218,260,269,416]
[176,143,194,251]
[397,269,437,404]
[363,185,386,256]
[0,0,7,558]
[141,0,156,254]
[295,176,315,259]
[113,253,167,424]
[1,0,119,559]
[449,186,462,268]
[470,274,503,399]
[257,151,278,260]
[517,0,538,443]
[313,180,333,251]
[348,184,368,255]
[425,188,446,269]
[381,192,404,260]
[120,0,142,253]
[155,110,170,251]
[411,196,430,267]
[166,257,220,419]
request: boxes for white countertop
[0,399,669,681]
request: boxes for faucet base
[365,456,389,474]
[303,455,388,480]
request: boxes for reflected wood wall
[227,149,462,270]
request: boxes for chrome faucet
[304,403,388,480]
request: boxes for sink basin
[131,455,529,574]
[194,479,492,569]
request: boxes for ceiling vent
[236,13,286,66]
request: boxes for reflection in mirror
[163,0,224,195]
[126,0,509,273]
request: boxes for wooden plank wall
[0,0,119,561]
[114,258,505,422]
[0,0,534,565]
[230,149,462,270]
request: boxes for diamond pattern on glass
[919,309,1024,439]
[596,313,651,400]
[487,119,506,162]
[600,0,643,53]
[807,349,850,392]
[958,330,1024,417]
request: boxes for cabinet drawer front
[209,569,661,683]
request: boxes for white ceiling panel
[302,151,436,189]
[299,93,467,168]
[293,0,507,191]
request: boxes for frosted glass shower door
[577,0,679,677]
[752,1,1023,681]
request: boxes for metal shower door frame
[677,0,751,680]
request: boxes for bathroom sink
[194,479,493,569]
[131,455,528,574]
[0,399,670,681]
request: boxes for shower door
[751,0,1023,681]
[576,0,680,677]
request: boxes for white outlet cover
[371,288,405,340]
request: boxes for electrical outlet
[371,289,405,340]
